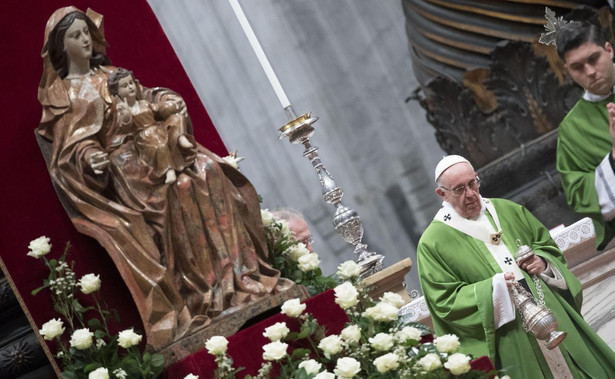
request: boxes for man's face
[436,163,481,219]
[564,41,615,96]
[287,217,314,253]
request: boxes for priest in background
[556,21,615,250]
[416,155,615,378]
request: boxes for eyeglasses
[301,235,315,246]
[440,176,481,196]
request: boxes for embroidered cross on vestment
[504,257,513,265]
[443,214,451,222]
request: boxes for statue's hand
[89,150,110,175]
[115,96,132,125]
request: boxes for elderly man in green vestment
[417,155,615,378]
[556,21,615,250]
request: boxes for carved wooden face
[117,76,137,104]
[436,163,481,219]
[564,41,615,96]
[63,19,93,64]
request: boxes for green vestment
[417,198,615,378]
[557,96,615,249]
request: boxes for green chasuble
[417,198,615,378]
[557,96,615,249]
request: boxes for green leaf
[94,329,106,339]
[84,362,101,372]
[296,322,315,339]
[31,284,49,296]
[48,259,58,270]
[293,367,313,379]
[290,348,310,360]
[72,300,86,314]
[88,318,102,330]
[61,371,78,379]
[150,353,165,368]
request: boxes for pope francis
[417,155,615,378]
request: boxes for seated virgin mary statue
[37,6,292,350]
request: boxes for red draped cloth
[0,0,227,352]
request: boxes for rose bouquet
[28,236,164,379]
[260,209,337,296]
[199,260,502,378]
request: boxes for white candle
[228,0,292,109]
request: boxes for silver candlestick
[278,106,384,277]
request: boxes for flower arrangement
[260,209,337,296]
[28,236,165,379]
[199,259,502,378]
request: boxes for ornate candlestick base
[279,107,384,276]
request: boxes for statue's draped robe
[557,96,615,249]
[38,61,289,348]
[417,198,615,378]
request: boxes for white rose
[397,326,422,342]
[380,292,405,308]
[263,322,289,342]
[276,219,292,239]
[261,209,276,227]
[337,260,362,279]
[369,333,394,351]
[70,328,94,350]
[362,302,399,322]
[88,367,109,379]
[297,252,320,272]
[78,273,101,294]
[434,334,460,353]
[205,336,229,356]
[113,368,127,379]
[40,318,65,340]
[340,324,361,345]
[262,341,288,361]
[334,282,359,309]
[318,334,343,357]
[314,372,335,379]
[183,375,199,379]
[117,328,142,348]
[334,357,361,378]
[286,243,310,262]
[418,353,442,371]
[27,236,52,258]
[280,298,306,318]
[298,359,322,375]
[444,353,472,375]
[373,352,400,373]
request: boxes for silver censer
[278,108,384,277]
[511,244,567,349]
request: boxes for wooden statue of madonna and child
[36,6,305,359]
